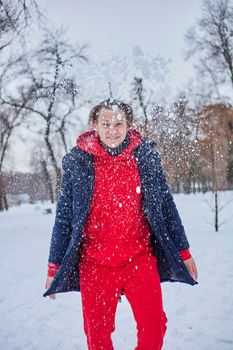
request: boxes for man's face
[94,107,128,148]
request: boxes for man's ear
[126,121,131,129]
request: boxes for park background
[0,1,233,349]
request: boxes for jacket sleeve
[156,152,190,251]
[48,153,73,264]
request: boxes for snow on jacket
[44,130,197,297]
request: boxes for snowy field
[0,191,233,350]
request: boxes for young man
[44,99,198,350]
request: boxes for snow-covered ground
[0,191,233,350]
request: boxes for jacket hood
[76,128,143,159]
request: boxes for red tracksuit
[48,129,191,349]
[77,129,168,350]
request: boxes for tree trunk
[41,160,54,203]
[44,133,61,198]
[0,174,8,211]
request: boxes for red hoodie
[77,129,153,266]
[47,129,191,275]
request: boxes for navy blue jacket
[44,137,197,297]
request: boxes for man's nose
[108,126,117,135]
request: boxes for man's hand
[183,257,198,281]
[45,276,56,300]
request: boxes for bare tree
[1,29,88,197]
[185,0,233,97]
[150,97,199,193]
[0,105,26,210]
[132,77,149,136]
[0,0,41,51]
[196,104,233,231]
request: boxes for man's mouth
[107,137,119,141]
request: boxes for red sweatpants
[79,253,167,350]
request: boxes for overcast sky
[37,0,204,92]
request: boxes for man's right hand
[45,276,56,300]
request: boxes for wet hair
[88,99,134,126]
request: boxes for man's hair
[88,99,134,126]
